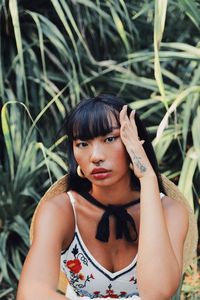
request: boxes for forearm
[137,175,180,299]
[17,282,69,300]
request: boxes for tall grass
[0,0,199,299]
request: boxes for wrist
[139,172,157,183]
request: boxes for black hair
[65,94,165,193]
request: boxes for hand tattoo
[130,149,147,173]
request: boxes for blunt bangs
[68,102,120,140]
[64,94,165,194]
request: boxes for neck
[91,176,139,206]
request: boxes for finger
[130,110,136,126]
[129,109,139,135]
[130,109,136,120]
[119,105,129,124]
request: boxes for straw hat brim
[161,175,198,272]
[30,174,198,293]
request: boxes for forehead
[107,113,120,126]
[71,107,120,140]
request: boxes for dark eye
[76,141,88,148]
[105,136,117,143]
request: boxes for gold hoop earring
[77,165,85,178]
[129,163,134,172]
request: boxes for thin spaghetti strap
[67,191,77,223]
[160,192,165,199]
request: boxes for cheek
[114,144,129,165]
[73,147,88,166]
[72,146,81,164]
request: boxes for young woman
[17,94,189,300]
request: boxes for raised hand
[119,105,155,179]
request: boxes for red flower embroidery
[90,273,95,279]
[105,290,119,298]
[120,291,127,296]
[66,259,82,274]
[93,291,100,295]
[78,273,85,280]
[130,276,137,283]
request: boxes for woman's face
[73,114,130,188]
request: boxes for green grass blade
[192,107,200,172]
[1,100,38,181]
[0,28,4,100]
[9,215,30,247]
[109,4,130,53]
[132,2,153,20]
[36,142,52,185]
[178,147,198,210]
[0,288,14,299]
[161,42,200,57]
[155,86,200,144]
[14,84,69,186]
[153,129,175,163]
[1,105,14,179]
[50,0,81,70]
[75,0,110,19]
[0,233,11,283]
[28,11,47,82]
[9,0,28,104]
[154,0,168,103]
[59,0,95,62]
[178,0,200,30]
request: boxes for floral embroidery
[89,283,136,298]
[67,259,82,274]
[64,244,95,296]
[79,273,85,280]
[129,276,137,284]
[63,243,138,298]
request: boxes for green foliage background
[0,0,199,299]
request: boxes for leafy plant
[0,99,67,298]
[0,0,199,299]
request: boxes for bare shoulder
[35,192,73,224]
[33,192,75,249]
[38,192,73,215]
[162,195,189,236]
[162,194,188,217]
[17,192,75,297]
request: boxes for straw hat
[30,174,198,294]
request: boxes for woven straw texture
[30,174,198,294]
[161,175,198,272]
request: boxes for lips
[91,168,111,180]
[91,168,109,174]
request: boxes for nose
[90,142,105,165]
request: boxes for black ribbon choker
[78,190,140,243]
